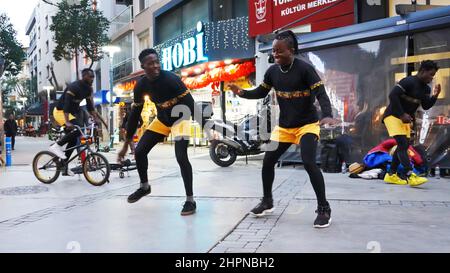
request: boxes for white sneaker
[49,143,67,159]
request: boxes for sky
[0,0,40,47]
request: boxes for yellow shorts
[270,122,320,144]
[53,108,76,126]
[383,115,411,138]
[147,118,191,138]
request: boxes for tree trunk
[75,52,79,80]
[50,64,60,90]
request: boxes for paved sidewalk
[1,137,449,252]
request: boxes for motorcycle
[209,95,273,167]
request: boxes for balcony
[113,58,134,82]
[110,6,133,37]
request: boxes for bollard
[5,137,12,167]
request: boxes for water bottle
[435,165,440,179]
[342,161,347,174]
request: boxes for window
[95,69,102,90]
[138,31,150,52]
[212,0,248,21]
[38,27,40,39]
[156,0,208,44]
[38,49,41,60]
[139,0,150,12]
[46,65,50,79]
[300,36,408,159]
[45,15,48,28]
[46,40,49,53]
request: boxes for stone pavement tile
[258,202,450,253]
[0,198,254,253]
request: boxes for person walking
[4,114,18,150]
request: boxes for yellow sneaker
[408,173,428,187]
[384,173,407,185]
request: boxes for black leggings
[262,133,327,206]
[57,115,83,160]
[135,130,193,196]
[391,135,412,174]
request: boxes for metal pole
[109,55,114,148]
[47,89,50,128]
[0,57,5,165]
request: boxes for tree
[0,13,25,76]
[48,0,110,79]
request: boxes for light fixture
[224,59,233,65]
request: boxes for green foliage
[0,13,25,76]
[50,0,110,68]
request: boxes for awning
[25,102,44,116]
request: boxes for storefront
[153,18,256,145]
[257,5,450,168]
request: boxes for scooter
[209,95,273,167]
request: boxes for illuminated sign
[436,116,450,125]
[161,21,208,71]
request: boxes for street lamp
[43,85,54,130]
[102,45,121,148]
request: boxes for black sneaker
[314,203,332,228]
[249,197,274,217]
[127,186,151,203]
[181,201,197,216]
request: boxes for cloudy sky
[0,0,40,46]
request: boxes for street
[0,136,449,253]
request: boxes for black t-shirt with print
[126,70,198,139]
[240,58,332,128]
[383,75,437,121]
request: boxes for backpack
[320,140,341,173]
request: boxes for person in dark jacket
[4,114,18,150]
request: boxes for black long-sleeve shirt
[240,58,332,128]
[126,71,203,140]
[4,119,18,136]
[56,80,95,115]
[383,75,437,121]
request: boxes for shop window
[411,28,450,155]
[304,36,408,159]
[156,0,208,44]
[212,0,248,21]
[182,0,209,31]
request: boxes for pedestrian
[229,30,339,228]
[118,48,206,216]
[4,114,18,150]
[383,60,441,186]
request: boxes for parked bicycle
[32,123,110,186]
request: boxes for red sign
[249,0,355,37]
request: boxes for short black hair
[419,60,439,72]
[139,48,158,63]
[275,30,299,55]
[81,68,94,76]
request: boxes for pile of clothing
[349,138,426,180]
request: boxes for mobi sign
[161,21,208,71]
[249,0,355,36]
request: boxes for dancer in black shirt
[383,60,441,186]
[230,31,338,228]
[118,49,204,215]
